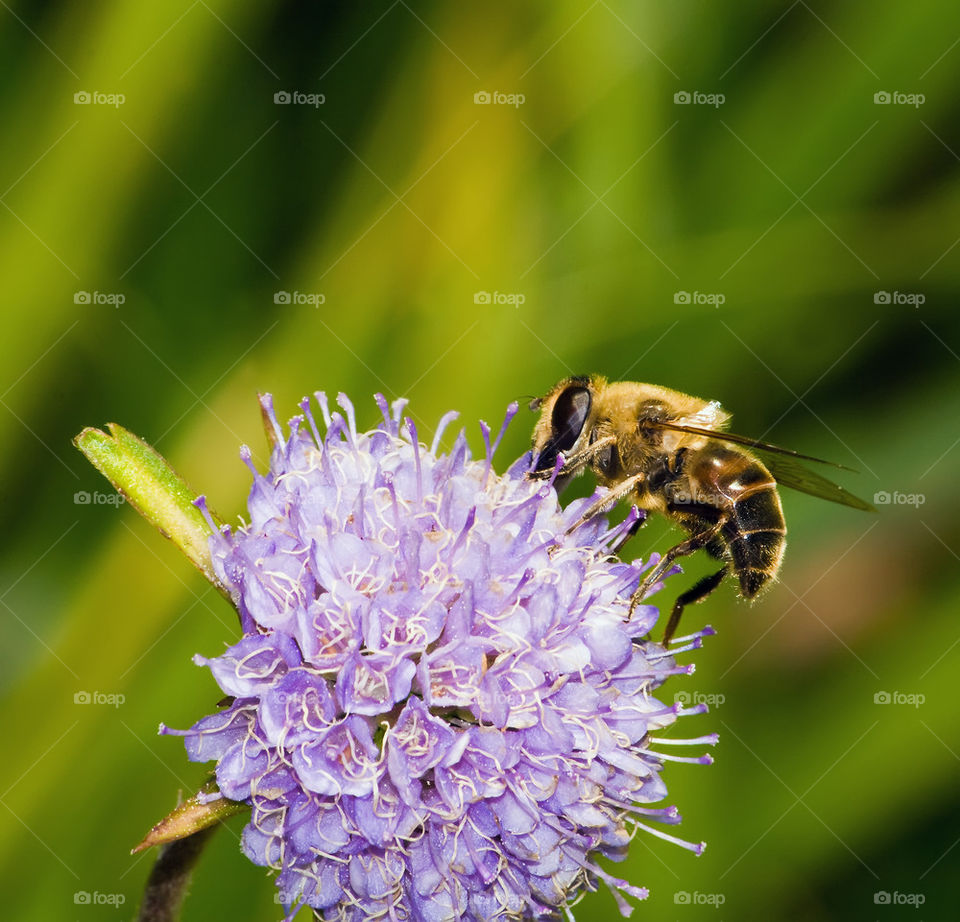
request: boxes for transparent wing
[649,420,876,511]
[650,420,856,470]
[755,450,876,511]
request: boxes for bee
[529,374,875,643]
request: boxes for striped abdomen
[683,445,787,598]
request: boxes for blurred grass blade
[74,424,229,597]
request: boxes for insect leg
[627,517,727,617]
[565,472,645,534]
[661,566,727,645]
[529,435,617,481]
[556,435,617,474]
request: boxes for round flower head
[164,393,715,921]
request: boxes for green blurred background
[1,1,958,919]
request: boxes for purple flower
[162,393,715,920]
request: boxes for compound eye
[552,386,591,451]
[533,386,591,472]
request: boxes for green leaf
[74,424,229,598]
[132,780,247,854]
